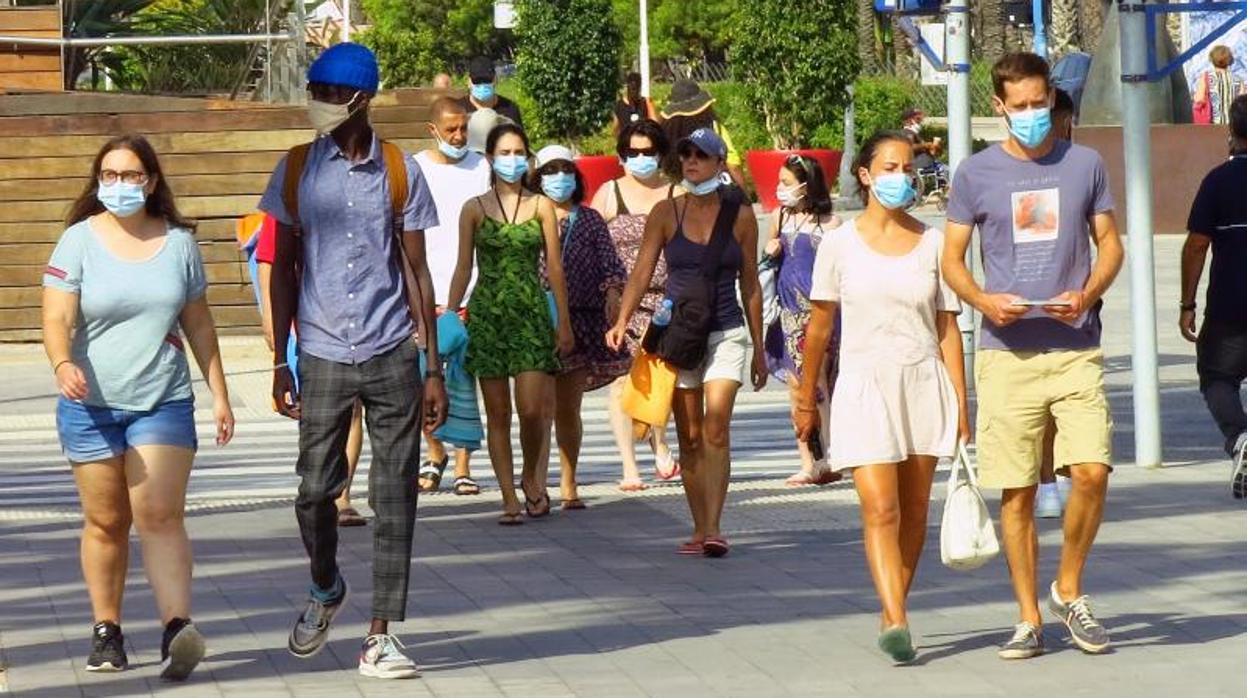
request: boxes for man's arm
[1180,232,1212,342]
[401,228,448,431]
[269,221,300,418]
[941,220,1027,327]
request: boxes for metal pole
[945,0,975,379]
[639,0,651,97]
[836,84,860,208]
[1119,0,1163,468]
[0,34,293,48]
[1032,0,1048,58]
[265,0,273,102]
[343,0,351,43]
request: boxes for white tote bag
[940,443,1000,571]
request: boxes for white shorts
[676,326,750,389]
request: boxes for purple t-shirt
[946,141,1114,351]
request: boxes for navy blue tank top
[663,202,744,332]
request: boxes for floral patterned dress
[465,215,559,378]
[555,206,631,391]
[764,212,839,397]
[606,182,669,355]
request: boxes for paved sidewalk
[1,236,1245,697]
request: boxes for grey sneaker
[1048,582,1111,654]
[288,577,348,659]
[1231,432,1247,499]
[358,634,421,679]
[998,621,1045,659]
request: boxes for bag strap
[380,141,427,341]
[948,441,979,494]
[281,143,313,228]
[699,196,740,280]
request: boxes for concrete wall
[1074,124,1228,235]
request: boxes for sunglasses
[786,154,814,178]
[622,147,659,158]
[541,162,577,176]
[677,145,712,161]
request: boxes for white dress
[810,219,961,471]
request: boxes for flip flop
[336,506,367,527]
[524,491,551,518]
[417,457,448,493]
[702,537,730,558]
[677,540,705,555]
[561,498,587,511]
[785,471,817,487]
[498,512,524,526]
[452,476,481,496]
[618,478,647,492]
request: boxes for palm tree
[1079,0,1105,52]
[975,0,1006,61]
[1050,0,1079,56]
[857,0,879,74]
[63,0,156,89]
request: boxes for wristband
[424,369,444,379]
[1180,301,1196,311]
[52,359,71,373]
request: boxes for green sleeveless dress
[466,216,559,378]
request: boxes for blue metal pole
[946,0,975,379]
[1033,0,1048,58]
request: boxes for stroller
[915,157,950,211]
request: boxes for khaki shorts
[975,348,1113,489]
[676,326,750,389]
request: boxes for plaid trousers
[295,340,422,621]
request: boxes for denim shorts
[56,397,198,463]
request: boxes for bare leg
[672,387,708,541]
[608,377,644,485]
[700,379,740,538]
[554,369,588,502]
[73,456,131,624]
[126,445,194,623]
[336,399,363,510]
[896,455,938,596]
[1055,463,1109,600]
[453,448,472,479]
[788,380,816,477]
[514,371,555,506]
[852,463,907,627]
[1000,485,1042,625]
[480,378,521,516]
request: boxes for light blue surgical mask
[870,172,917,210]
[1006,107,1052,149]
[625,154,659,179]
[541,172,576,203]
[97,182,147,217]
[492,154,528,183]
[470,81,496,103]
[681,176,720,197]
[436,134,468,161]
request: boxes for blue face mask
[97,182,147,217]
[624,154,659,179]
[681,176,720,197]
[1006,107,1052,149]
[541,172,576,203]
[436,134,468,161]
[471,82,496,103]
[870,173,917,210]
[492,154,528,183]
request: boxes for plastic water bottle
[652,299,674,327]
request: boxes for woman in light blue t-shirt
[42,134,234,681]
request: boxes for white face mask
[307,92,363,136]
[776,182,805,209]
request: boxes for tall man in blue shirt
[261,43,446,680]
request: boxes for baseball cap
[307,42,380,93]
[677,127,727,161]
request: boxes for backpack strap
[281,143,312,228]
[379,140,428,341]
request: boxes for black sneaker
[160,618,206,681]
[86,621,127,672]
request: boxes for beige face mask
[307,92,363,135]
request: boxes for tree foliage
[611,0,734,67]
[62,0,156,88]
[358,0,508,87]
[731,0,858,149]
[515,0,622,146]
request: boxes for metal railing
[0,33,293,48]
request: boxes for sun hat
[662,79,715,118]
[307,42,380,93]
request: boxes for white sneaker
[358,634,420,679]
[1231,432,1247,500]
[1036,483,1063,519]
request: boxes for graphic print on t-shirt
[1011,187,1060,284]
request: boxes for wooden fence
[0,89,440,340]
[0,6,62,92]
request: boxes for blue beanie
[308,43,379,93]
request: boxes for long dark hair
[782,155,833,217]
[852,130,915,205]
[66,134,195,230]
